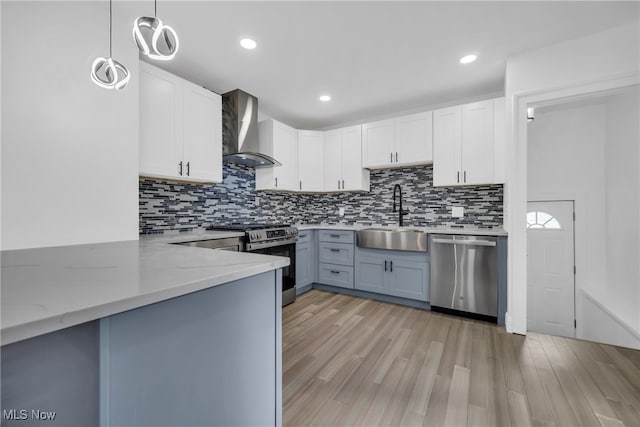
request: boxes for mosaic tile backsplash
[139,163,503,234]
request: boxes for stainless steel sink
[356,228,428,252]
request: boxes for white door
[527,201,575,338]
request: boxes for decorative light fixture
[460,54,478,64]
[319,95,331,102]
[240,38,257,50]
[91,0,130,90]
[133,0,179,61]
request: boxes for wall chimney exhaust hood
[222,89,280,167]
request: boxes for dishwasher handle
[431,238,496,247]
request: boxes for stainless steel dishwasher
[429,234,498,322]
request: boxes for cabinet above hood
[222,89,281,167]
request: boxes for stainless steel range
[209,224,298,306]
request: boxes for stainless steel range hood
[222,89,280,167]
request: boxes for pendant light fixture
[91,0,130,90]
[133,0,179,61]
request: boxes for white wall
[527,89,640,348]
[504,21,640,334]
[527,101,607,322]
[1,2,141,249]
[603,87,640,334]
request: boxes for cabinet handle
[390,152,393,163]
[330,270,341,275]
[275,177,278,187]
[464,171,466,183]
[384,260,387,271]
[457,171,460,183]
[179,161,183,176]
[299,234,307,239]
[338,180,341,189]
[395,152,398,162]
[342,179,345,189]
[299,180,302,190]
[390,260,393,272]
[330,248,340,253]
[330,234,341,238]
[186,161,190,177]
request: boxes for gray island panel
[101,271,281,427]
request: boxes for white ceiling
[122,1,639,130]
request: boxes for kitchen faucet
[392,184,409,226]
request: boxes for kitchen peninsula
[1,237,288,427]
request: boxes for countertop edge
[295,224,508,236]
[2,257,289,346]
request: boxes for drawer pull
[330,270,341,274]
[329,248,340,253]
[329,234,341,238]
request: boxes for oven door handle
[246,238,298,251]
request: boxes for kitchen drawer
[318,263,354,289]
[318,230,354,244]
[319,242,354,266]
[297,230,312,244]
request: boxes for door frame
[505,73,639,335]
[527,199,577,336]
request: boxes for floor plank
[282,290,640,426]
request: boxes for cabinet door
[433,106,462,187]
[362,119,395,168]
[355,254,388,293]
[462,100,494,185]
[273,121,298,190]
[389,258,429,301]
[183,82,222,183]
[340,125,369,191]
[318,264,354,289]
[297,131,324,191]
[395,112,433,166]
[296,242,312,287]
[323,129,343,191]
[139,63,183,179]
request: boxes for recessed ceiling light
[319,95,331,102]
[460,54,477,64]
[240,38,257,50]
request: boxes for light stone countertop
[1,238,289,346]
[296,223,507,236]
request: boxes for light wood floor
[283,290,640,427]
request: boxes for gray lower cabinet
[355,248,429,301]
[318,230,355,289]
[296,230,316,288]
[318,263,354,288]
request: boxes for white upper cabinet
[183,82,223,183]
[256,119,298,191]
[340,125,370,191]
[297,131,324,192]
[362,112,433,169]
[433,98,503,187]
[493,97,506,184]
[395,112,433,166]
[323,130,343,191]
[323,125,370,192]
[139,62,222,183]
[461,100,494,185]
[362,119,395,168]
